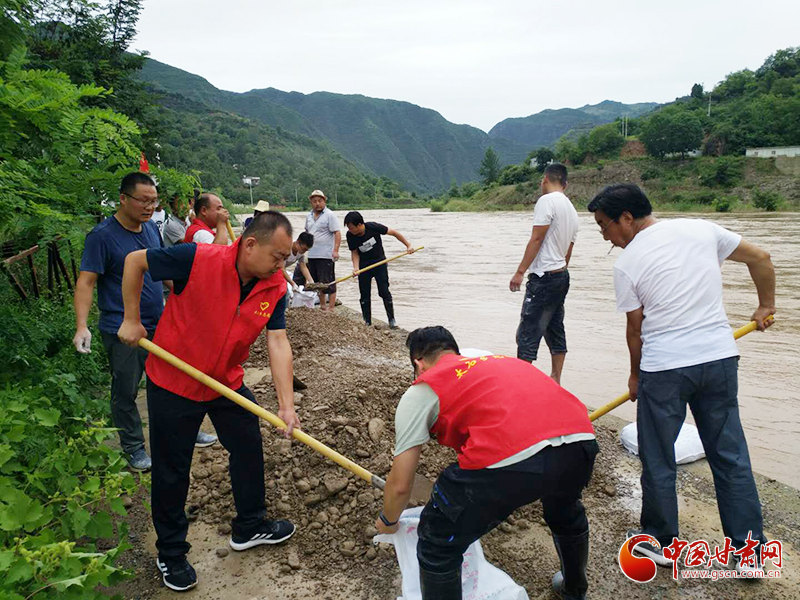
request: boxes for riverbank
[110,306,798,599]
[432,156,800,213]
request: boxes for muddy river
[268,208,799,489]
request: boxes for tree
[691,83,704,99]
[587,123,625,157]
[479,147,500,185]
[527,147,555,173]
[640,108,703,159]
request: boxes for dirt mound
[183,308,629,595]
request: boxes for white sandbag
[460,348,494,358]
[374,507,529,600]
[620,422,706,464]
[290,287,317,309]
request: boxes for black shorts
[307,258,336,293]
[516,270,570,361]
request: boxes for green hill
[148,92,403,206]
[138,58,529,192]
[488,100,658,148]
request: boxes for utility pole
[708,95,712,117]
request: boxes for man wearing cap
[245,200,270,228]
[117,212,301,592]
[375,326,597,600]
[304,190,341,311]
[185,192,230,245]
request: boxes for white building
[746,146,800,158]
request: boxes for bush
[715,196,736,212]
[752,189,781,211]
[698,157,744,188]
[429,199,445,212]
[0,283,140,598]
[692,191,716,205]
[640,166,661,181]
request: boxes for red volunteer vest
[415,354,594,470]
[146,239,287,401]
[184,218,214,244]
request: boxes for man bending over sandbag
[375,326,598,600]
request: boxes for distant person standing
[344,211,414,328]
[151,198,167,240]
[184,192,230,245]
[244,200,270,229]
[72,172,163,471]
[162,194,190,249]
[304,190,341,311]
[509,163,578,385]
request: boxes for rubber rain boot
[359,298,371,326]
[419,566,462,600]
[383,297,397,329]
[551,529,589,599]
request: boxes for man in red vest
[184,192,230,244]
[375,327,598,600]
[118,212,301,592]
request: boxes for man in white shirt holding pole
[510,163,579,384]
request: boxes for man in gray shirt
[162,194,190,249]
[304,189,341,311]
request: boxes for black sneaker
[229,519,296,551]
[626,529,672,567]
[156,557,197,592]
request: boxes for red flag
[139,152,150,173]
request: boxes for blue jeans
[637,356,765,551]
[516,270,569,362]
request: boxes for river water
[268,208,800,489]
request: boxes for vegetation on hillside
[138,59,530,192]
[437,47,799,213]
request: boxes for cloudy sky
[133,0,799,132]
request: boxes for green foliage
[752,189,781,211]
[0,281,140,598]
[698,156,743,188]
[555,134,589,165]
[479,147,500,185]
[691,83,704,99]
[459,181,480,198]
[429,199,445,212]
[714,196,737,212]
[498,163,533,185]
[447,179,460,198]
[527,147,555,173]
[587,122,625,157]
[640,107,704,159]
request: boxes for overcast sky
[133,0,799,132]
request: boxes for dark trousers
[637,356,765,550]
[147,379,267,560]
[100,330,153,454]
[516,270,569,362]
[417,440,598,573]
[358,263,392,321]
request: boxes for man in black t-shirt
[344,211,414,328]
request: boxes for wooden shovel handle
[588,317,774,422]
[226,220,236,242]
[139,338,386,489]
[330,247,424,286]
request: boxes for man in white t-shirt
[510,163,579,384]
[283,231,315,292]
[304,190,341,311]
[588,183,775,574]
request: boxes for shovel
[588,317,774,422]
[225,220,237,242]
[305,247,424,292]
[139,338,387,490]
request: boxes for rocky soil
[111,307,800,599]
